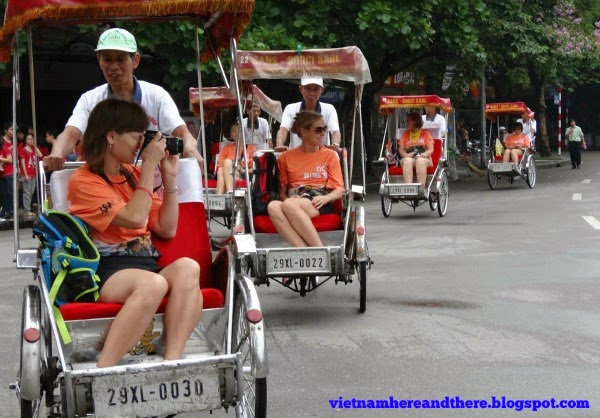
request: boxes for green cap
[96,28,137,53]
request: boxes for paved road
[1,152,600,417]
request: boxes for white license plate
[92,366,221,417]
[389,185,418,195]
[491,163,514,172]
[207,195,227,211]
[266,249,330,275]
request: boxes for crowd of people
[0,123,68,220]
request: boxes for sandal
[282,277,293,286]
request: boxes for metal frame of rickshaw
[189,85,282,231]
[484,102,537,190]
[224,46,373,313]
[0,0,269,416]
[377,95,451,218]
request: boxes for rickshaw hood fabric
[0,0,255,62]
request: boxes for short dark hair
[83,98,148,173]
[45,128,59,138]
[512,122,524,132]
[407,112,423,129]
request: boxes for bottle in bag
[51,239,66,274]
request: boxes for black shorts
[96,256,161,289]
[300,196,334,215]
[318,203,334,215]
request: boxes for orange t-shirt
[504,133,530,149]
[277,147,344,192]
[217,144,257,169]
[67,164,162,256]
[398,129,434,152]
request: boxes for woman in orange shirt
[502,122,530,168]
[216,122,257,194]
[67,98,202,367]
[398,112,434,188]
[268,111,344,251]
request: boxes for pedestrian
[43,27,203,172]
[19,133,42,217]
[275,76,341,151]
[242,102,271,147]
[0,122,15,220]
[517,111,537,151]
[565,118,584,169]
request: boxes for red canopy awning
[0,0,255,62]
[379,95,453,113]
[236,47,372,85]
[189,85,282,124]
[484,102,533,120]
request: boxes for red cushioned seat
[58,202,225,321]
[253,198,343,233]
[494,155,523,162]
[388,138,442,175]
[204,179,247,189]
[59,289,224,321]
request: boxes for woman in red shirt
[268,111,344,252]
[398,112,434,188]
[503,122,530,168]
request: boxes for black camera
[142,130,184,155]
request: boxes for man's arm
[275,127,289,151]
[171,124,204,169]
[328,130,341,149]
[44,126,81,171]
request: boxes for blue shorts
[96,256,161,289]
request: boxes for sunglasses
[311,126,328,134]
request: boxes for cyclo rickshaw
[378,95,451,217]
[189,86,282,230]
[227,46,372,312]
[485,102,537,189]
[0,0,268,416]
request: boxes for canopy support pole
[195,26,211,228]
[230,38,255,235]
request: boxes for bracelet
[136,186,154,200]
[163,186,178,194]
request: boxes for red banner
[379,95,453,113]
[0,0,254,62]
[484,102,532,119]
[236,47,371,85]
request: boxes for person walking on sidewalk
[0,122,15,220]
[565,118,585,169]
[19,133,42,218]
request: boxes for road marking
[572,193,582,200]
[582,179,591,184]
[582,216,600,229]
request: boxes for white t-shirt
[66,79,185,136]
[280,101,340,149]
[422,113,446,139]
[241,117,271,145]
[517,118,537,143]
[66,78,201,200]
